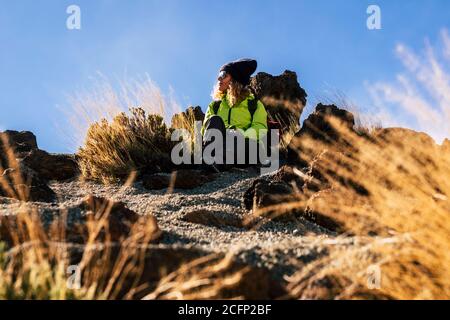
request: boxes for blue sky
[1,0,449,152]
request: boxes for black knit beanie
[220,58,257,86]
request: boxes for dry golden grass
[77,108,174,183]
[0,134,29,201]
[0,143,164,299]
[257,119,450,299]
[58,74,180,150]
[0,134,258,300]
[0,216,162,299]
[144,254,256,300]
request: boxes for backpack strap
[212,100,221,115]
[247,97,258,124]
[213,98,258,122]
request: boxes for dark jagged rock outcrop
[243,165,344,230]
[0,130,80,202]
[0,164,56,202]
[244,104,359,231]
[244,102,450,234]
[250,70,307,146]
[287,103,355,165]
[0,130,38,155]
[295,103,354,142]
[21,149,79,181]
[243,165,302,211]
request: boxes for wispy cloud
[367,29,450,143]
[442,29,450,60]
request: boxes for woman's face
[218,72,232,92]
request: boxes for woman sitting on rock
[202,58,268,168]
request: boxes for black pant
[203,115,227,144]
[203,116,271,167]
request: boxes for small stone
[142,170,215,190]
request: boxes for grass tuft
[77,108,174,183]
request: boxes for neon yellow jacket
[202,93,268,140]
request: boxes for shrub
[77,107,175,183]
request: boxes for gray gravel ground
[0,167,359,282]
